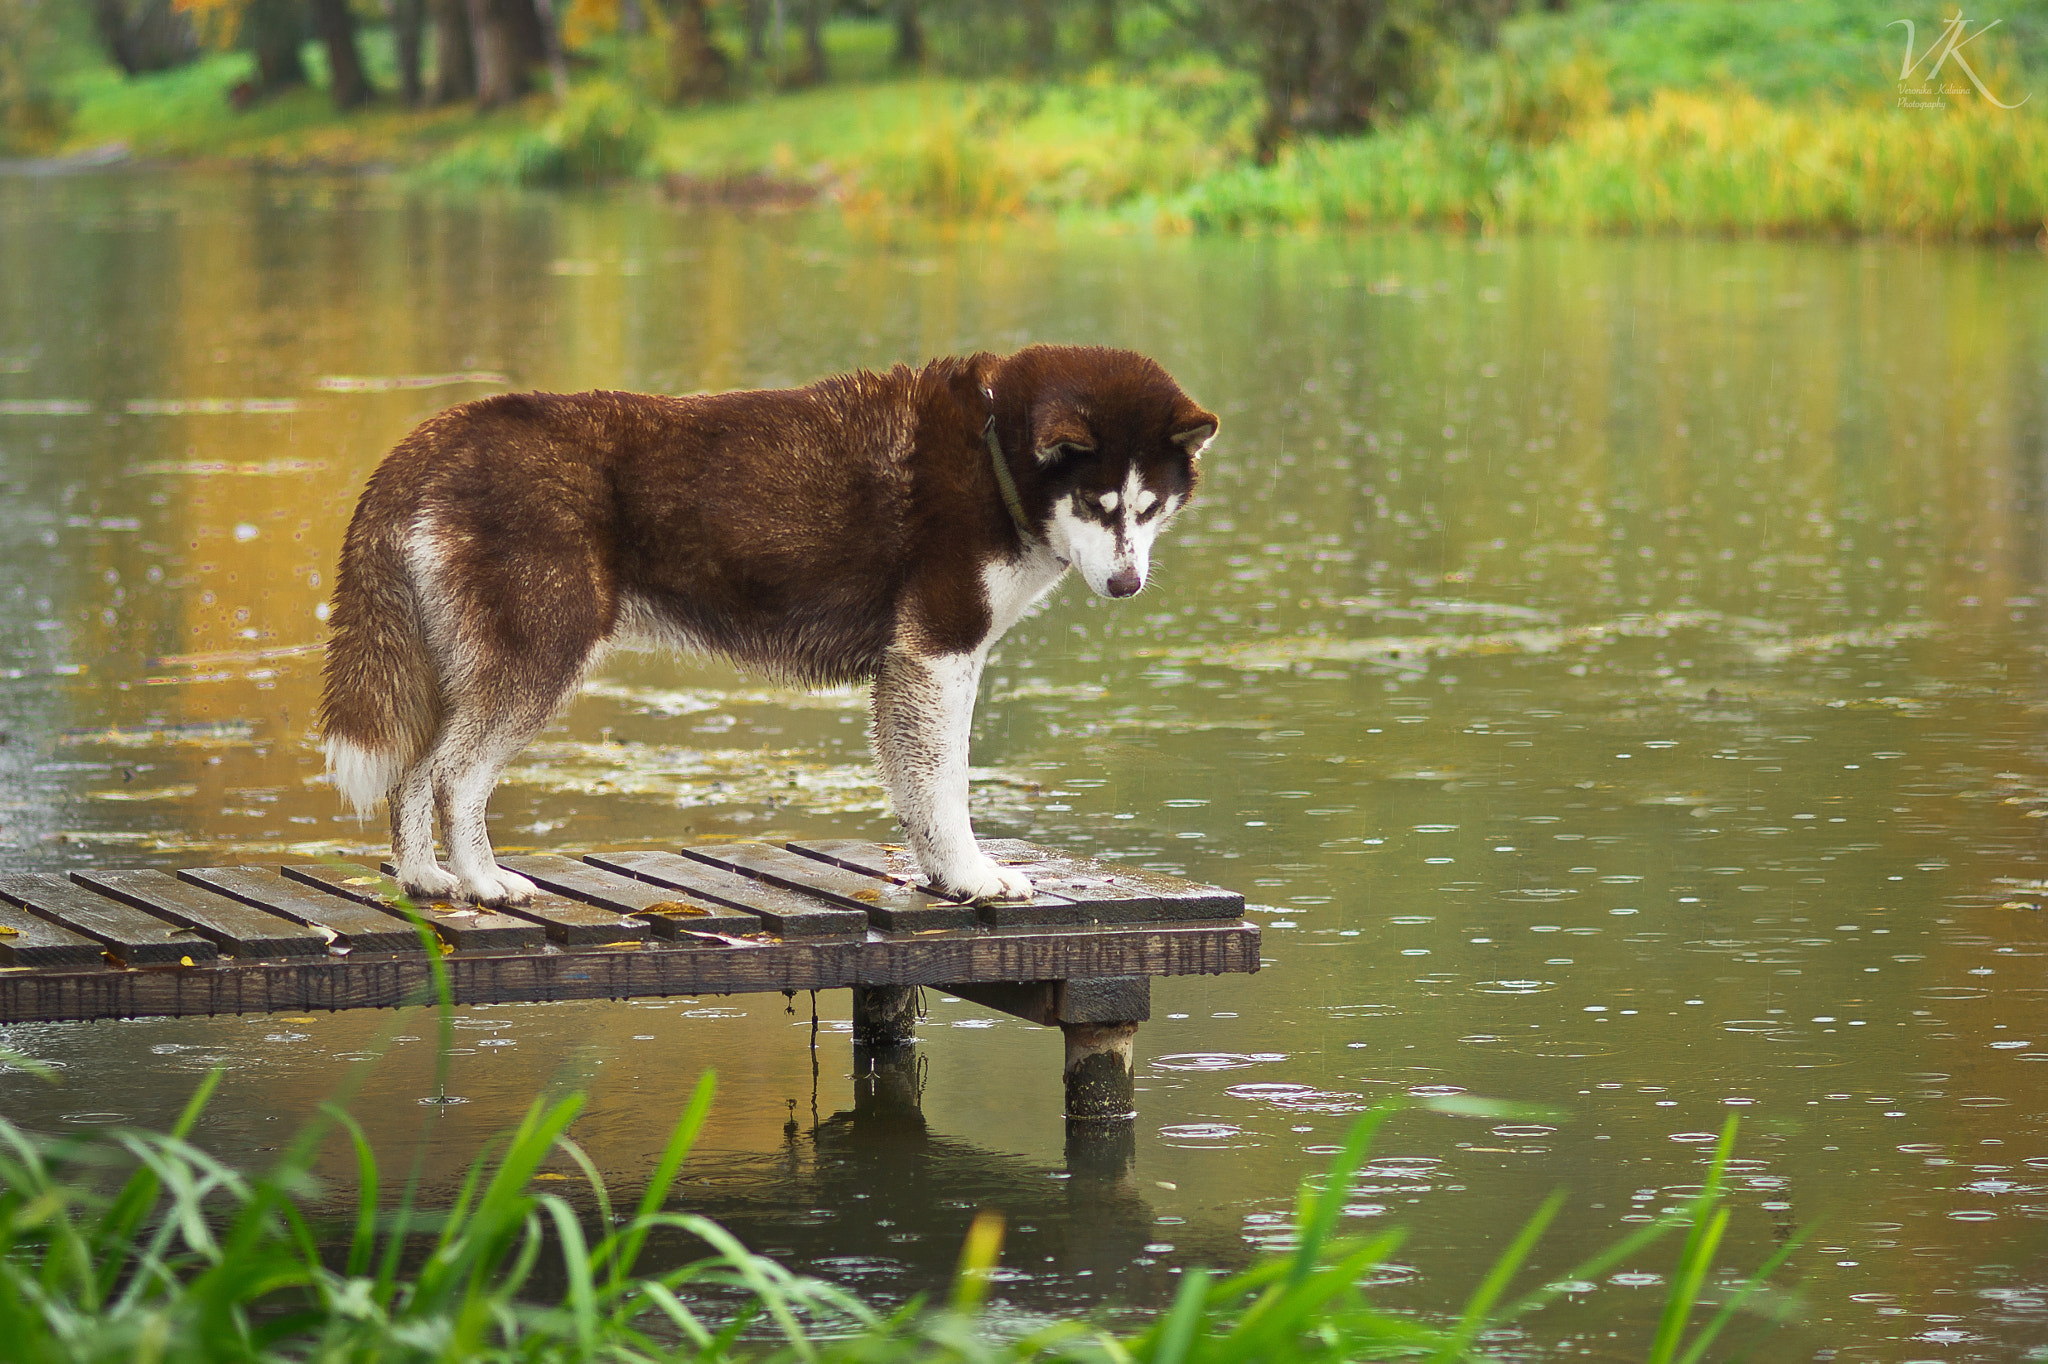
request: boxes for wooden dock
[0,839,1258,1121]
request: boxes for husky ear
[1030,400,1096,466]
[1172,410,1219,458]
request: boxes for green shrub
[522,79,660,185]
[0,0,73,154]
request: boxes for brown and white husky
[317,345,1217,906]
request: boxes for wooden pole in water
[851,984,919,1049]
[1061,1020,1139,1122]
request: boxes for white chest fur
[978,542,1068,646]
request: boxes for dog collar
[982,394,1034,542]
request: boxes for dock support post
[1062,1020,1139,1123]
[851,984,919,1050]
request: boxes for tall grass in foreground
[0,1058,1799,1363]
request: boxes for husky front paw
[458,865,539,908]
[398,865,462,903]
[933,858,1034,905]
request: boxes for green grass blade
[1648,1115,1741,1364]
[949,1208,1006,1316]
[1649,1206,1729,1364]
[90,1068,224,1299]
[1146,1266,1211,1364]
[1673,1227,1810,1364]
[538,1192,600,1359]
[550,1133,613,1241]
[1490,1211,1687,1325]
[602,1069,717,1286]
[628,1278,718,1351]
[1288,1104,1398,1287]
[1431,1189,1566,1363]
[319,1102,382,1280]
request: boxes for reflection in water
[4,171,2048,1357]
[626,1048,1219,1324]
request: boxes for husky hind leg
[402,525,610,907]
[421,693,563,906]
[388,758,458,901]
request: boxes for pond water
[3,171,2046,1359]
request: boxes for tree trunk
[891,0,923,68]
[667,0,732,101]
[1020,0,1055,71]
[1301,0,1369,136]
[743,0,768,61]
[242,0,309,96]
[308,0,376,108]
[1091,0,1116,58]
[504,0,551,74]
[466,0,523,108]
[791,0,826,87]
[393,0,425,104]
[431,0,475,100]
[530,0,571,99]
[90,0,199,75]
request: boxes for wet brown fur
[318,346,1215,798]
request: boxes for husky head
[987,346,1218,599]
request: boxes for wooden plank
[498,855,765,941]
[0,896,107,969]
[685,842,977,932]
[585,850,867,938]
[0,920,1260,1023]
[73,870,330,958]
[945,977,1152,1026]
[386,861,648,947]
[0,874,217,966]
[979,840,1244,921]
[785,840,1084,926]
[278,863,544,952]
[179,867,424,954]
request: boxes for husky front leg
[871,648,1032,902]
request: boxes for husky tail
[317,504,439,818]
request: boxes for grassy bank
[1164,91,2048,238]
[28,9,2048,240]
[0,1059,1793,1362]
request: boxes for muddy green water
[2,172,2046,1358]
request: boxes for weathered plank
[685,842,978,932]
[73,870,331,958]
[586,850,868,938]
[0,896,107,969]
[279,863,544,952]
[498,855,763,941]
[0,874,217,966]
[945,977,1152,1026]
[384,861,648,947]
[784,840,1084,926]
[0,920,1260,1024]
[980,840,1243,921]
[179,867,425,954]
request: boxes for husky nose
[1106,567,1143,598]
